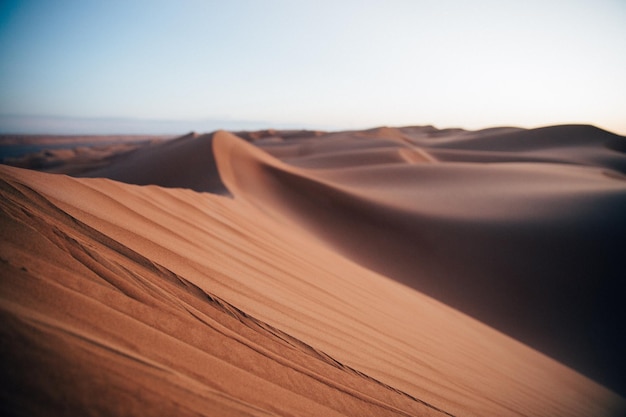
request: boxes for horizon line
[0,114,623,137]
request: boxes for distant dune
[0,134,171,175]
[1,124,625,416]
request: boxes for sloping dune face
[81,132,228,194]
[1,124,625,417]
[214,126,626,395]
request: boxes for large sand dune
[213,126,626,394]
[1,124,625,416]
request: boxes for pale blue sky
[1,0,625,134]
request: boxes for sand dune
[213,128,626,394]
[0,134,172,176]
[81,132,229,194]
[1,124,625,416]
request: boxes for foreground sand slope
[1,159,624,416]
[1,166,451,417]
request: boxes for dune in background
[82,132,228,194]
[0,134,171,176]
[1,124,625,416]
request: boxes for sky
[0,0,625,134]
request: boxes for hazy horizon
[0,114,332,135]
[1,0,625,135]
[1,113,625,137]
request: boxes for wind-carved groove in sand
[191,290,456,417]
[0,176,456,417]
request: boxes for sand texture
[1,124,625,416]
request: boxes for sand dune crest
[81,132,228,194]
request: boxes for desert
[1,124,625,416]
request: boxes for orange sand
[1,124,625,416]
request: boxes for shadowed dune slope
[213,128,626,395]
[1,164,624,416]
[81,132,228,194]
